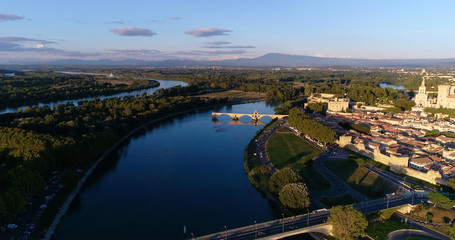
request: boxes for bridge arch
[211,110,287,122]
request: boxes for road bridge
[212,110,287,122]
[195,193,428,240]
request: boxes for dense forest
[0,82,228,221]
[0,72,159,108]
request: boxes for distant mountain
[40,53,455,67]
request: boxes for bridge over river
[212,110,288,122]
[195,192,428,240]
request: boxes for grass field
[267,132,321,170]
[266,131,329,191]
[197,90,266,102]
[324,159,398,199]
[322,194,359,208]
[300,166,330,191]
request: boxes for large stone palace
[414,77,455,109]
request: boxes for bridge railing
[196,210,328,240]
[196,193,429,239]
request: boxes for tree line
[0,72,159,108]
[288,108,337,144]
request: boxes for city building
[414,77,455,109]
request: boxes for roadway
[311,149,369,205]
[391,212,451,240]
[255,119,287,175]
[387,229,442,240]
[196,194,428,240]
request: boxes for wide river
[52,101,280,239]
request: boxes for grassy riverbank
[244,119,280,190]
[265,131,329,191]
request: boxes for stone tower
[414,77,428,107]
[437,85,455,108]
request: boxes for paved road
[255,119,287,175]
[197,194,428,240]
[387,229,442,240]
[392,212,451,240]
[311,149,369,204]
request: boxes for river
[0,79,187,114]
[52,101,280,239]
[379,83,405,90]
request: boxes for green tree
[305,102,325,114]
[378,207,399,220]
[428,192,453,209]
[447,178,455,191]
[278,183,309,209]
[328,205,368,240]
[269,168,301,194]
[355,158,366,167]
[450,224,455,240]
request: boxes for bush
[269,168,302,194]
[278,183,309,209]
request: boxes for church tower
[418,77,426,95]
[414,77,428,107]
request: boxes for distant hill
[37,53,455,67]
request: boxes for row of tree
[288,108,337,144]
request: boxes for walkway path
[391,212,451,240]
[311,149,369,205]
[387,229,442,240]
[256,121,369,208]
[255,119,287,175]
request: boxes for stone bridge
[211,110,288,121]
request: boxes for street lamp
[387,195,390,209]
[282,214,285,233]
[307,209,310,227]
[254,221,257,239]
[224,226,227,240]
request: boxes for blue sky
[1,0,455,63]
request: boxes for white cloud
[34,44,45,49]
[110,28,156,37]
[185,28,232,37]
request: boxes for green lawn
[322,194,359,208]
[300,166,330,191]
[266,131,329,191]
[367,218,413,240]
[324,159,398,199]
[267,132,321,170]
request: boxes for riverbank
[42,98,268,240]
[244,119,294,216]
